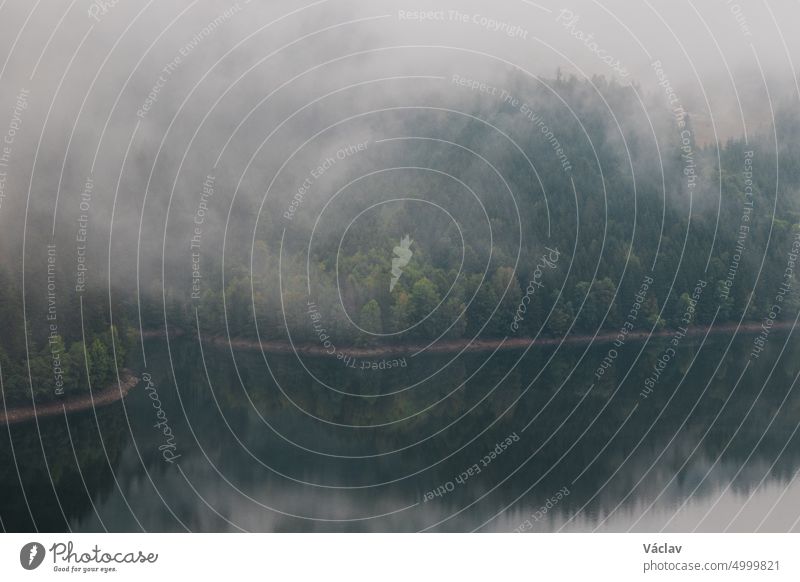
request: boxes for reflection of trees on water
[0,406,129,531]
[145,332,800,531]
[3,332,800,531]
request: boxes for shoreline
[0,371,139,426]
[201,320,796,359]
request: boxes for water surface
[2,330,800,532]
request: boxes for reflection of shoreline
[138,329,184,339]
[191,321,796,358]
[0,371,138,426]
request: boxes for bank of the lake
[0,371,138,426]
[200,320,796,358]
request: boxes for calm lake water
[3,330,800,532]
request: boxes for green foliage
[358,299,383,344]
[7,72,800,375]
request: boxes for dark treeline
[145,73,800,345]
[4,72,800,403]
[0,265,127,404]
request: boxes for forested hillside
[3,72,800,403]
[149,74,800,344]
